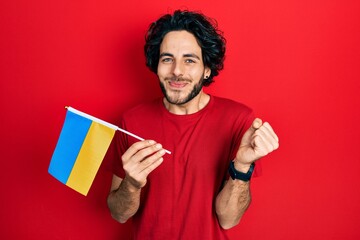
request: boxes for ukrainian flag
[48,107,117,196]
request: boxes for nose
[172,61,184,77]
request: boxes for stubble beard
[159,76,204,105]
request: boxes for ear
[204,67,211,79]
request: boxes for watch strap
[228,161,255,181]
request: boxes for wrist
[228,161,255,182]
[123,176,142,193]
[233,160,252,173]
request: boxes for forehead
[160,30,202,56]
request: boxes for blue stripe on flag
[48,110,92,184]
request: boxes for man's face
[157,30,211,105]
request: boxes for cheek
[157,64,162,75]
[156,68,164,79]
[157,64,170,76]
[188,68,205,78]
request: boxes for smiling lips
[166,77,190,89]
[169,81,188,88]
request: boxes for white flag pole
[116,127,171,154]
[65,106,171,154]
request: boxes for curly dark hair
[144,10,226,86]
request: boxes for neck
[163,91,210,115]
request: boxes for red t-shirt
[109,95,259,239]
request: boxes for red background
[1,0,359,239]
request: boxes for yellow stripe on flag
[66,121,116,195]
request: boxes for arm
[215,118,279,229]
[107,175,141,223]
[215,175,251,229]
[107,140,165,223]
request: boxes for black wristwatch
[228,161,255,181]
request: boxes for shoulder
[126,98,162,112]
[122,98,162,119]
[211,95,253,115]
[206,95,254,128]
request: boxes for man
[107,10,279,239]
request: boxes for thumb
[251,118,262,130]
[241,118,262,145]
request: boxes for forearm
[107,177,141,223]
[215,178,251,229]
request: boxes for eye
[161,57,173,63]
[185,59,196,63]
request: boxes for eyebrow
[159,53,173,58]
[159,52,201,60]
[184,53,201,60]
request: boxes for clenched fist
[235,118,279,172]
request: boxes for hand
[122,140,166,190]
[235,118,279,171]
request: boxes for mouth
[165,77,191,89]
[168,81,188,89]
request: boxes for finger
[139,149,166,169]
[124,143,163,174]
[135,143,164,162]
[139,149,166,174]
[254,125,279,150]
[139,157,164,178]
[249,135,266,159]
[241,118,263,146]
[122,140,157,163]
[251,134,274,157]
[122,147,165,188]
[252,118,263,130]
[252,125,279,150]
[262,122,279,142]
